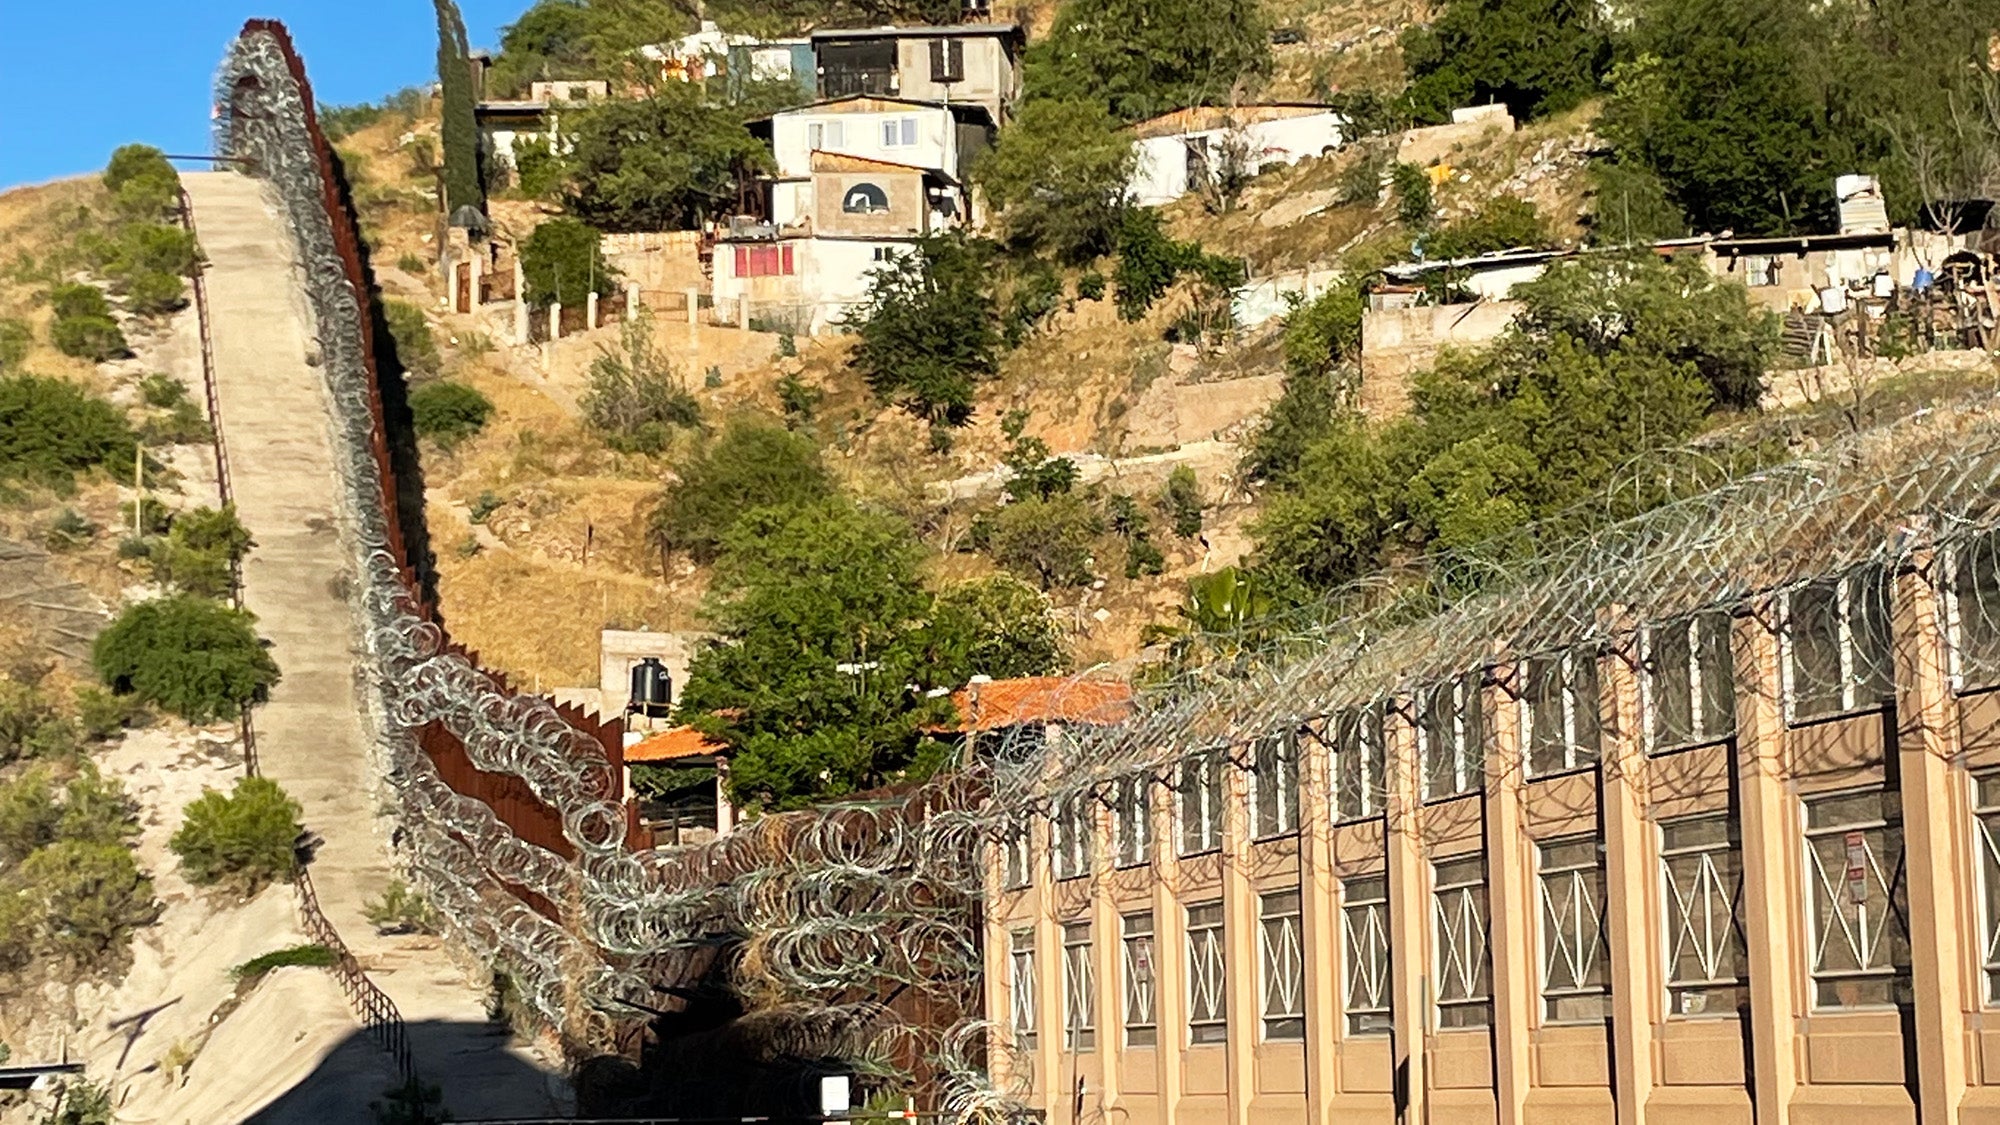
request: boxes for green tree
[103,145,180,220]
[1427,196,1551,259]
[678,499,958,811]
[929,575,1066,681]
[564,86,771,232]
[0,373,137,486]
[851,235,1001,428]
[408,381,494,448]
[487,0,596,98]
[1244,279,1366,485]
[152,505,253,599]
[975,99,1135,263]
[519,216,615,309]
[1402,0,1611,124]
[988,493,1102,589]
[92,595,280,724]
[1111,209,1243,322]
[1027,0,1271,122]
[1584,159,1689,245]
[1160,465,1204,538]
[1392,163,1433,228]
[169,776,302,893]
[434,0,485,215]
[652,420,834,562]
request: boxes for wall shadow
[243,1018,554,1124]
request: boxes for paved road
[181,170,558,1122]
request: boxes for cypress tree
[434,0,484,215]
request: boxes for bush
[0,373,135,487]
[1393,163,1434,228]
[975,98,1135,263]
[931,575,1065,680]
[989,493,1102,589]
[152,505,253,599]
[0,767,58,865]
[40,1077,115,1125]
[580,313,701,453]
[139,399,213,445]
[44,507,98,552]
[0,318,29,369]
[17,840,158,962]
[73,686,139,741]
[407,381,493,448]
[50,315,127,362]
[852,234,1001,427]
[1003,260,1065,348]
[1338,143,1393,206]
[1077,271,1107,301]
[139,373,188,408]
[652,421,833,562]
[92,595,280,724]
[363,879,438,934]
[233,943,336,981]
[382,299,441,380]
[51,283,111,321]
[1428,196,1551,260]
[520,216,615,309]
[104,144,180,220]
[1160,466,1204,538]
[169,776,302,892]
[1112,209,1244,323]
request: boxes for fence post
[513,261,530,344]
[686,287,700,326]
[587,290,599,330]
[627,281,642,319]
[468,252,482,309]
[549,302,562,342]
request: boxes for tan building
[985,535,2000,1124]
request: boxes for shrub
[1160,466,1204,538]
[232,943,335,981]
[363,879,438,934]
[51,283,112,321]
[0,767,58,865]
[382,299,441,380]
[852,234,1001,427]
[989,494,1102,589]
[92,595,280,724]
[0,680,82,765]
[931,575,1065,680]
[44,507,98,552]
[1077,271,1107,301]
[169,776,302,892]
[1393,163,1434,228]
[652,421,834,562]
[580,313,700,453]
[139,400,213,445]
[776,372,820,428]
[0,318,29,369]
[105,145,180,220]
[407,381,493,448]
[40,1077,115,1125]
[1337,143,1393,205]
[50,315,127,362]
[1003,260,1065,348]
[151,505,253,599]
[1428,196,1552,260]
[73,686,139,741]
[1126,535,1167,578]
[520,216,614,309]
[139,373,189,408]
[975,98,1135,263]
[0,372,140,485]
[18,840,158,962]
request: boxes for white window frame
[1802,788,1911,1009]
[1009,928,1037,1050]
[1001,822,1031,890]
[1643,610,1735,752]
[1342,874,1392,1035]
[1432,854,1492,1028]
[882,116,918,147]
[1122,910,1158,1046]
[1524,648,1601,777]
[1062,920,1095,1051]
[1051,792,1094,881]
[1974,773,2000,1005]
[1659,812,1748,1017]
[1537,836,1610,1023]
[1178,750,1225,856]
[1947,529,2000,689]
[1250,731,1300,839]
[1113,773,1153,868]
[806,120,846,151]
[1259,889,1306,1040]
[1782,567,1892,723]
[1186,901,1227,1045]
[1331,706,1386,822]
[1420,674,1484,801]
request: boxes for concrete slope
[180,170,558,1121]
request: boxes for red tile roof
[626,725,726,763]
[949,676,1134,733]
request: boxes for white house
[1127,104,1345,208]
[473,79,609,172]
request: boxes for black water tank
[628,657,672,717]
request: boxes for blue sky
[0,1,529,190]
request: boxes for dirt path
[180,170,558,1121]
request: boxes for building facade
[809,23,1024,123]
[1127,105,1346,208]
[986,537,2000,1124]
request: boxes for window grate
[1525,648,1601,776]
[1644,610,1735,752]
[1186,902,1227,1044]
[1113,774,1153,868]
[1421,674,1484,800]
[1660,813,1748,1016]
[1538,836,1610,1022]
[1178,750,1224,856]
[1432,855,1491,1027]
[1975,774,2000,1004]
[1051,792,1094,881]
[1783,566,1892,722]
[1250,731,1300,839]
[1330,706,1386,821]
[1803,789,1911,1008]
[1342,875,1392,1035]
[1009,929,1037,1049]
[1001,823,1030,890]
[1062,921,1094,1050]
[1260,889,1306,1040]
[1950,530,2000,688]
[1121,910,1157,1046]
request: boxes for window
[1645,611,1734,751]
[842,182,890,214]
[1260,889,1306,1040]
[871,246,896,262]
[1525,648,1601,776]
[928,38,965,83]
[732,244,794,278]
[1113,774,1152,868]
[1342,875,1392,1035]
[805,120,844,150]
[1250,731,1300,839]
[1009,929,1037,1049]
[1660,813,1748,1016]
[1178,750,1224,856]
[1051,792,1094,881]
[1331,706,1386,821]
[1974,774,2000,1004]
[1784,567,1892,721]
[1538,837,1610,1022]
[1122,910,1158,1046]
[882,116,918,147]
[1951,530,2000,687]
[1187,901,1227,1044]
[1063,921,1095,1050]
[1803,789,1911,1008]
[1421,674,1485,800]
[1001,822,1031,890]
[1746,255,1780,287]
[1433,855,1492,1028]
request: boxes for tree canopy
[652,420,834,562]
[563,85,770,232]
[1025,0,1271,123]
[975,98,1135,264]
[851,234,1002,429]
[1401,0,1611,124]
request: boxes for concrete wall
[986,559,2000,1125]
[815,170,928,237]
[600,231,706,302]
[712,236,909,334]
[1359,300,1522,417]
[891,35,1019,120]
[1397,106,1517,167]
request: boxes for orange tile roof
[950,676,1134,733]
[1128,103,1335,140]
[626,725,726,763]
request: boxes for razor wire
[214,19,2000,1118]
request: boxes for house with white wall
[1127,104,1345,207]
[472,79,610,173]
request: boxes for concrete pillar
[1035,813,1064,1117]
[1385,703,1429,1125]
[1300,722,1343,1125]
[548,302,562,342]
[513,296,529,345]
[1222,757,1257,1125]
[713,758,735,836]
[1483,665,1534,1125]
[1893,550,1972,1125]
[1153,775,1187,1125]
[686,287,700,326]
[1091,796,1122,1118]
[586,290,599,330]
[1600,635,1658,1125]
[1733,605,1800,1125]
[626,281,642,320]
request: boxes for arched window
[843,182,889,214]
